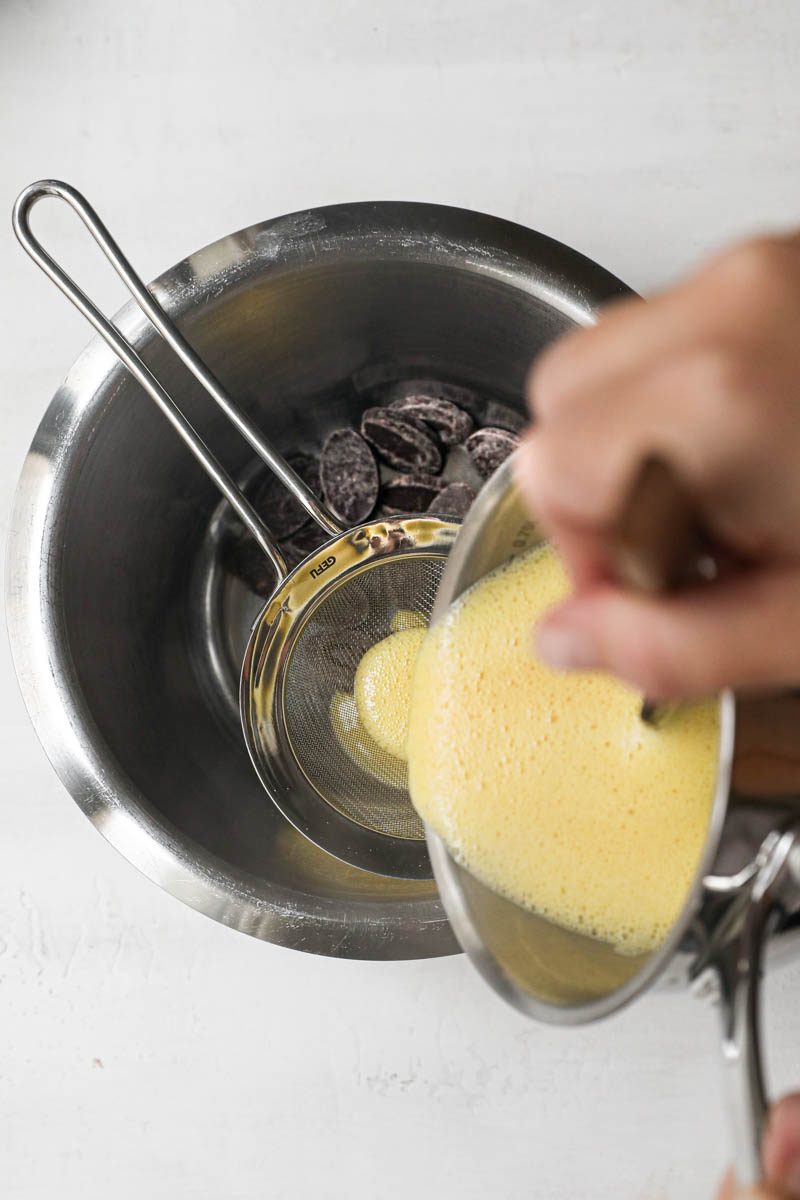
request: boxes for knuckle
[655,637,723,700]
[524,359,540,416]
[525,449,565,524]
[612,619,719,701]
[688,345,759,441]
[708,237,789,305]
[628,652,686,702]
[515,435,563,525]
[527,340,580,419]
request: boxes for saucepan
[426,457,800,1187]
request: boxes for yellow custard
[407,544,719,954]
[354,627,426,761]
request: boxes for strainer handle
[12,180,344,574]
[702,826,800,1189]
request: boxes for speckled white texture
[2,3,800,1197]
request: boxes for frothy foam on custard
[407,544,719,954]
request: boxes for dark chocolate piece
[374,406,432,437]
[250,453,321,539]
[220,533,276,599]
[280,521,331,572]
[428,481,476,518]
[381,473,444,514]
[482,401,526,435]
[389,394,473,445]
[360,407,442,474]
[387,379,487,423]
[320,428,379,525]
[464,427,519,479]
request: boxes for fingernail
[536,623,599,670]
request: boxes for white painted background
[2,2,799,1196]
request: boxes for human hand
[515,233,800,699]
[716,1095,800,1198]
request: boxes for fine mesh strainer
[14,179,458,880]
[278,556,443,835]
[243,526,454,876]
[425,454,800,1188]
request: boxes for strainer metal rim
[240,513,460,880]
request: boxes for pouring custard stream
[406,544,720,955]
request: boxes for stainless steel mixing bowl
[7,200,630,959]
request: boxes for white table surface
[2,2,799,1197]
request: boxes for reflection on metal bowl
[7,200,630,958]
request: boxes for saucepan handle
[706,827,800,1188]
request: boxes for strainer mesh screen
[282,555,445,838]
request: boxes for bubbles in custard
[406,543,720,955]
[355,628,426,760]
[329,611,427,780]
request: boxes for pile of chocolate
[224,378,525,596]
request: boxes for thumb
[716,1175,784,1199]
[717,1180,788,1199]
[762,1094,800,1196]
[715,1095,800,1198]
[536,566,800,700]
